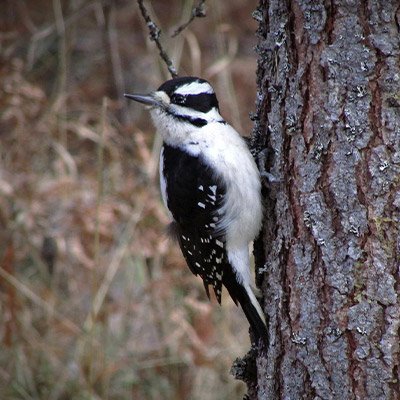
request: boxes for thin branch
[137,0,178,78]
[171,0,207,38]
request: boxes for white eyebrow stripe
[175,82,214,95]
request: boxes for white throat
[150,106,224,147]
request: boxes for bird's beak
[124,93,160,107]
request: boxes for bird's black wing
[161,144,230,303]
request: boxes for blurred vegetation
[0,1,259,399]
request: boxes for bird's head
[125,77,225,141]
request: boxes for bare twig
[137,0,178,78]
[171,0,207,38]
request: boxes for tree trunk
[247,1,400,399]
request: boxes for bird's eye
[172,94,186,105]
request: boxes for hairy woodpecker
[125,76,267,342]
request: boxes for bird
[125,76,267,343]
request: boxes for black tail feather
[221,267,268,346]
[241,299,269,346]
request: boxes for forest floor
[0,1,259,398]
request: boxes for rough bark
[249,1,400,399]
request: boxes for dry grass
[0,1,258,399]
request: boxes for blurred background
[0,1,259,398]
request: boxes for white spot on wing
[209,185,217,195]
[198,202,206,209]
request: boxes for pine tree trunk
[248,1,400,399]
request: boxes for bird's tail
[221,264,268,345]
[241,286,268,345]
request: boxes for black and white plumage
[125,77,267,342]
